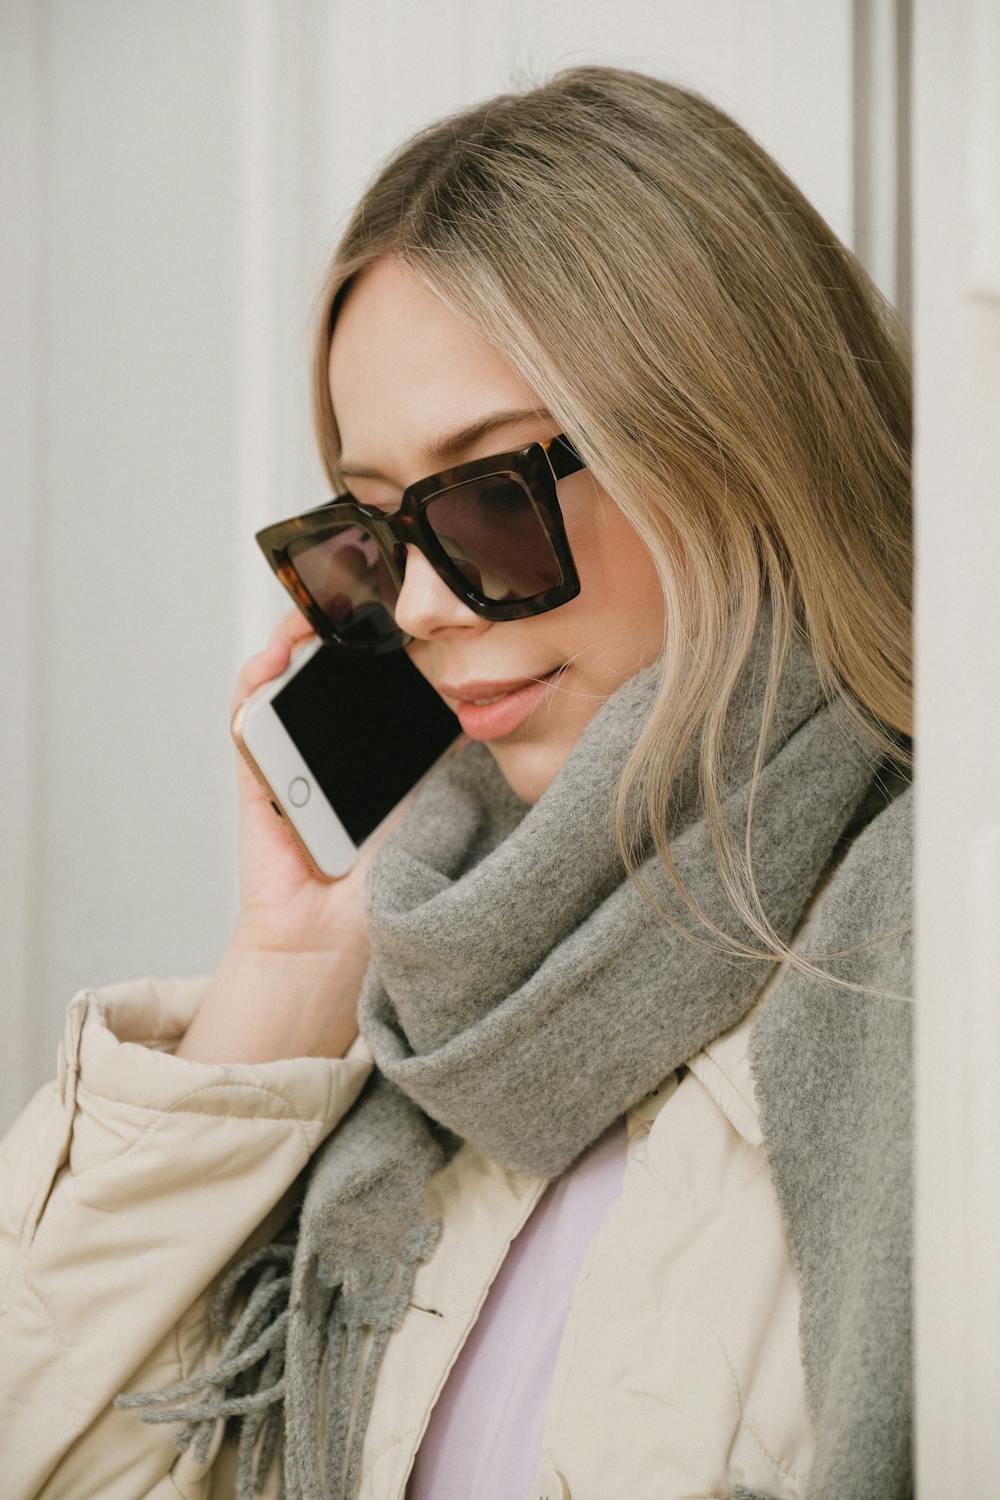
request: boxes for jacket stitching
[565,1292,808,1487]
[693,1048,760,1137]
[706,1315,808,1485]
[532,1253,596,1452]
[2,1082,76,1250]
[17,1256,87,1436]
[644,1151,768,1203]
[69,1080,325,1169]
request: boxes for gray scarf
[117,601,913,1500]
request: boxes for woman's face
[328,257,665,803]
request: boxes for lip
[437,668,564,742]
[435,673,560,704]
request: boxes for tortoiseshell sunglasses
[255,433,586,653]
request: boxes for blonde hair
[309,65,913,994]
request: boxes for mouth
[442,667,564,743]
[435,669,564,706]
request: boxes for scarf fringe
[114,1215,442,1500]
[114,1235,294,1492]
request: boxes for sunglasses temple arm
[547,434,585,481]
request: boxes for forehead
[327,258,539,474]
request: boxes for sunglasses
[255,432,586,652]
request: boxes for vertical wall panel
[913,0,1000,1486]
[236,0,280,661]
[25,0,248,1118]
[0,3,45,1130]
[853,0,911,317]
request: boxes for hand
[176,609,447,1063]
[227,607,395,959]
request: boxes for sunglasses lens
[289,523,402,646]
[424,474,563,601]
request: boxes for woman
[0,65,913,1500]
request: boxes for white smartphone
[231,634,461,880]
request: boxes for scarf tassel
[114,1236,295,1493]
[116,1214,441,1499]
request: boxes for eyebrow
[337,406,554,482]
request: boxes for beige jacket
[1,954,814,1500]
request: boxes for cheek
[560,480,665,634]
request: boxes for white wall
[912,0,1000,1487]
[1,3,902,1116]
[2,1,248,1129]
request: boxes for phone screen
[271,643,461,845]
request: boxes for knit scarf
[117,600,913,1499]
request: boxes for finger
[232,612,317,715]
[270,607,316,652]
[231,639,291,717]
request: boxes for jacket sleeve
[0,973,374,1500]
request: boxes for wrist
[174,936,370,1064]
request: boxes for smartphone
[231,634,461,880]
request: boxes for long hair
[308,64,912,992]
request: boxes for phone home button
[288,776,310,808]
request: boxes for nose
[392,543,486,641]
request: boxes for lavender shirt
[406,1117,628,1499]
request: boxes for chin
[487,735,572,805]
